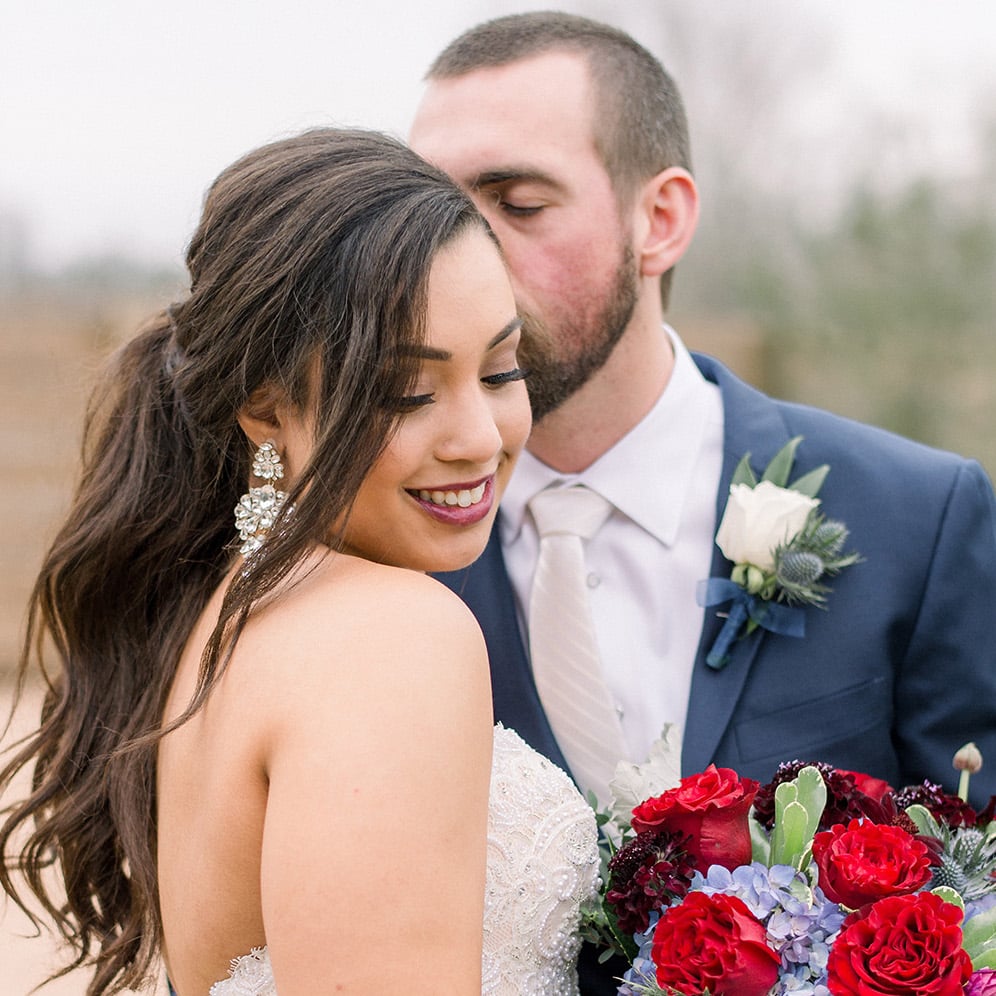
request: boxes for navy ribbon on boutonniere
[696,436,860,671]
[696,578,806,670]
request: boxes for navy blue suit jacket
[437,352,996,995]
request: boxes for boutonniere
[697,436,860,669]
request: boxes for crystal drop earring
[233,441,288,555]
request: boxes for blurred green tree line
[672,124,996,475]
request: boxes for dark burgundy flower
[605,829,696,935]
[754,760,887,831]
[896,780,979,828]
[977,796,996,825]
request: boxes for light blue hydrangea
[617,913,659,996]
[692,862,845,994]
[968,892,996,922]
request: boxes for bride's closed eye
[391,366,528,411]
[391,392,436,412]
[482,367,529,387]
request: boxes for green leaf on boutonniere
[731,451,759,488]
[748,436,829,497]
[702,435,861,666]
[788,464,830,498]
[761,436,802,488]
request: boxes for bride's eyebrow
[396,318,522,362]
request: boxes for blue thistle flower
[776,551,825,588]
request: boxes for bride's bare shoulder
[234,551,489,718]
[261,550,480,643]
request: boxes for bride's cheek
[503,388,532,455]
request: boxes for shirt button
[587,572,600,588]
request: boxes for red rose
[837,768,893,803]
[811,819,935,908]
[651,890,780,996]
[827,892,973,995]
[631,765,758,871]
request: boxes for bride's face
[338,226,531,572]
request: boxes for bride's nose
[435,390,503,464]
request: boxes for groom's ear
[634,166,699,278]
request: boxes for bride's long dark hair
[0,128,485,995]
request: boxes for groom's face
[410,51,639,420]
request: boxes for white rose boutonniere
[716,480,819,576]
[697,436,860,668]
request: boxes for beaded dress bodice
[209,724,600,995]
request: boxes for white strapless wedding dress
[209,725,600,995]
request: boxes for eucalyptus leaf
[731,452,758,488]
[768,767,825,869]
[962,902,996,962]
[789,464,830,498]
[930,885,965,911]
[750,813,771,864]
[761,436,803,488]
[975,949,996,971]
[769,778,799,865]
[771,799,809,868]
[905,803,943,838]
[794,766,828,836]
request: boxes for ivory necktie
[527,486,628,805]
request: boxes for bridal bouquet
[582,734,996,995]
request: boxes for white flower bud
[953,741,983,774]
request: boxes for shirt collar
[502,327,721,547]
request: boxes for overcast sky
[3,0,995,270]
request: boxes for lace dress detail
[482,724,600,995]
[209,724,599,995]
[209,948,274,995]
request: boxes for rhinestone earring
[234,441,288,555]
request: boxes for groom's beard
[517,246,639,422]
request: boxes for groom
[414,14,996,989]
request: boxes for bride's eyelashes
[390,367,530,411]
[482,367,529,387]
[390,392,435,412]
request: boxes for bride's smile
[335,226,531,573]
[408,475,495,525]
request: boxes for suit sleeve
[894,458,996,806]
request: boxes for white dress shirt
[500,327,724,764]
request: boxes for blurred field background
[2,0,995,990]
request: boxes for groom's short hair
[425,10,692,201]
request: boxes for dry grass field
[1,291,172,993]
[0,290,171,676]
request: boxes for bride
[0,129,598,995]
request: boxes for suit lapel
[441,355,795,779]
[434,524,570,772]
[682,354,792,774]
